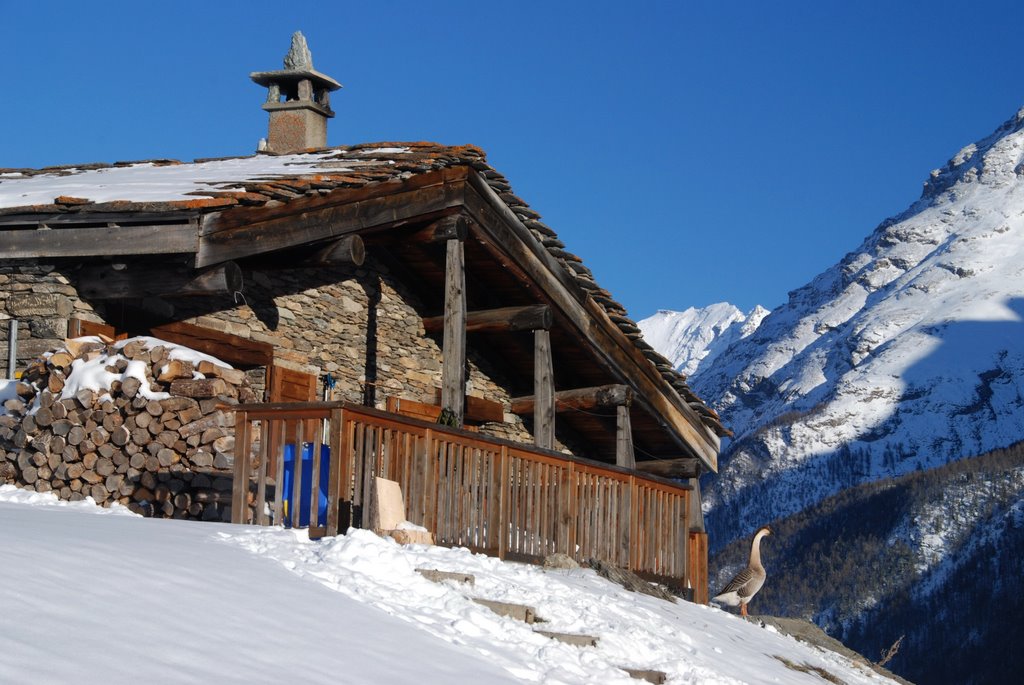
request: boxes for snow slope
[674,106,1024,546]
[638,304,769,377]
[0,485,899,685]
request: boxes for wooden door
[269,365,318,441]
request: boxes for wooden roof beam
[1,221,198,259]
[422,305,552,335]
[78,262,243,300]
[510,384,632,415]
[634,458,701,480]
[308,234,365,266]
[409,214,469,243]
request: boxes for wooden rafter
[461,172,719,470]
[422,305,552,334]
[510,384,632,415]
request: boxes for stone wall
[169,258,537,445]
[2,257,542,447]
[0,263,102,373]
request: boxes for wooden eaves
[0,163,719,472]
[193,166,718,470]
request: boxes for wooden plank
[309,419,324,530]
[150,321,273,367]
[255,419,270,526]
[2,222,198,259]
[566,461,577,558]
[272,419,286,525]
[616,405,636,469]
[326,407,344,535]
[0,209,198,226]
[424,428,437,534]
[462,174,719,471]
[290,420,305,529]
[497,445,509,559]
[440,238,466,425]
[428,390,504,424]
[422,305,552,334]
[533,329,554,450]
[511,384,632,415]
[623,475,635,570]
[335,411,356,528]
[196,177,467,267]
[634,458,700,480]
[68,318,126,341]
[388,396,442,423]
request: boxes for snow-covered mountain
[638,303,769,377]
[688,105,1024,548]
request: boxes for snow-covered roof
[0,142,728,439]
[0,143,479,213]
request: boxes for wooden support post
[230,411,252,524]
[534,329,554,450]
[616,405,636,469]
[441,237,466,425]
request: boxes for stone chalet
[0,34,727,596]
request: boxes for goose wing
[716,566,764,598]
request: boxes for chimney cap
[250,31,342,92]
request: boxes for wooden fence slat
[497,446,508,559]
[326,408,344,535]
[272,419,286,525]
[255,419,270,526]
[309,419,324,530]
[290,420,304,529]
[424,429,437,534]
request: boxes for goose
[712,525,772,617]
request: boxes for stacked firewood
[0,337,257,520]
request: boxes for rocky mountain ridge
[638,303,769,377]
[687,106,1024,547]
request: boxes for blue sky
[3,1,1023,318]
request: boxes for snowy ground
[0,485,898,685]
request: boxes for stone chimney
[250,32,342,153]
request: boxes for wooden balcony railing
[229,401,703,587]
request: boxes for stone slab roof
[0,143,728,437]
